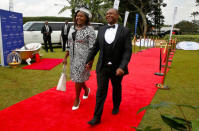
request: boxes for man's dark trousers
[94,65,123,119]
[62,36,67,52]
[44,36,53,52]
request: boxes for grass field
[164,35,199,43]
[0,44,199,130]
[139,49,199,130]
[0,48,69,110]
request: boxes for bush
[175,21,199,34]
[23,16,72,24]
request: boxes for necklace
[76,24,85,30]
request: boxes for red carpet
[22,58,63,70]
[0,48,162,131]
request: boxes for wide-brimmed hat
[75,7,92,19]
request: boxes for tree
[175,20,198,34]
[127,0,149,37]
[115,0,137,30]
[147,1,165,35]
[88,0,113,22]
[127,0,166,37]
[58,0,166,36]
[196,0,199,6]
[58,0,112,22]
[58,0,82,18]
[191,11,199,21]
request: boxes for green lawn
[0,47,99,110]
[0,48,69,109]
[139,49,199,130]
[0,45,199,130]
[164,35,199,43]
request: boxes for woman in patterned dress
[63,8,96,110]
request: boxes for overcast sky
[0,0,198,25]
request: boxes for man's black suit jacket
[61,24,71,38]
[86,24,132,75]
[41,25,52,38]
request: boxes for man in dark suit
[41,21,53,52]
[61,20,70,52]
[86,8,132,125]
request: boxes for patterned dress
[67,25,96,82]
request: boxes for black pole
[143,37,146,48]
[146,37,149,48]
[154,47,164,76]
[153,38,155,47]
[139,36,142,51]
[149,37,152,48]
[159,47,162,72]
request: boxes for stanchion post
[155,36,159,47]
[146,36,149,49]
[133,36,136,53]
[143,36,146,49]
[169,39,174,57]
[171,37,177,53]
[161,40,172,68]
[149,36,152,48]
[168,39,174,62]
[156,43,172,89]
[139,36,142,52]
[170,39,174,53]
[154,45,164,76]
[153,37,155,47]
[173,38,176,51]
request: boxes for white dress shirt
[104,24,118,44]
[64,24,68,35]
[45,25,49,32]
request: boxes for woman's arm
[63,51,69,65]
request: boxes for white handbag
[56,65,66,91]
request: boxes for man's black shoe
[88,117,101,126]
[112,108,119,115]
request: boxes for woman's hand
[85,61,93,70]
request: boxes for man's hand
[116,68,124,76]
[85,61,93,70]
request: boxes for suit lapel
[112,24,122,49]
[100,26,108,49]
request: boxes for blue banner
[0,9,24,66]
[134,13,139,36]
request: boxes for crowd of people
[42,7,132,126]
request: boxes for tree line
[23,16,72,24]
[58,0,167,37]
[179,0,199,34]
[23,0,199,36]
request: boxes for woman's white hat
[75,7,92,19]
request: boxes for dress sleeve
[88,26,96,49]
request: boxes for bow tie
[106,25,115,29]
